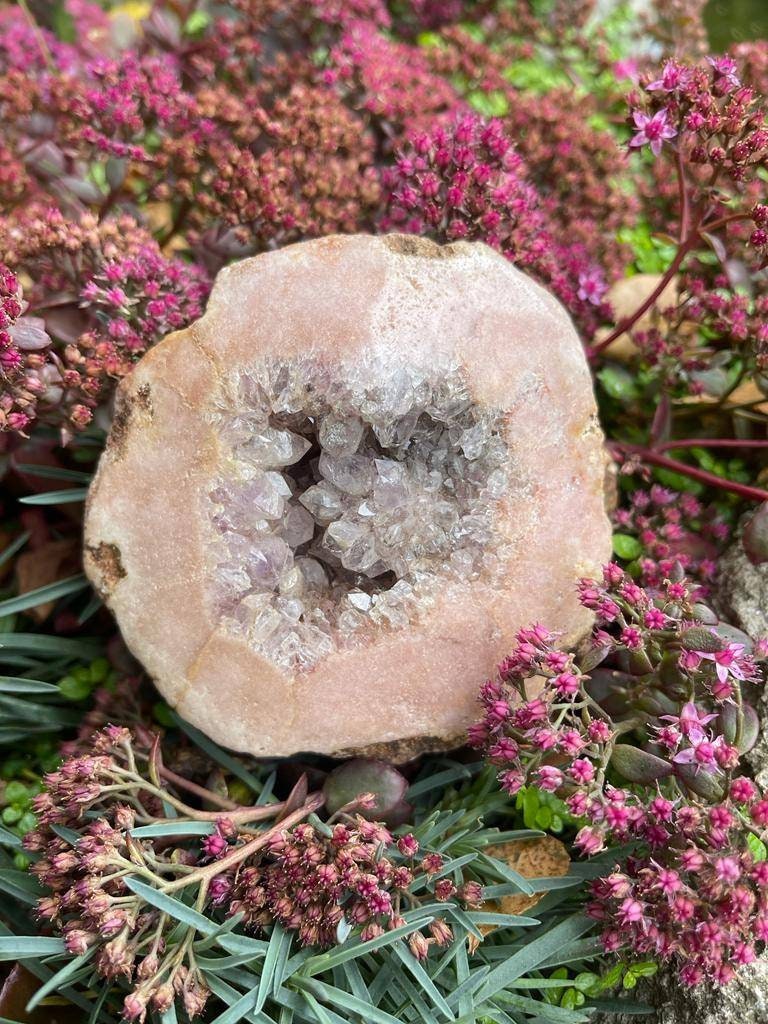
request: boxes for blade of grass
[0,824,22,847]
[0,633,101,658]
[19,488,89,505]
[0,575,90,618]
[292,977,403,1024]
[15,464,93,483]
[130,821,215,838]
[124,877,218,936]
[254,924,291,1014]
[171,713,266,793]
[474,914,594,1004]
[0,676,59,694]
[0,868,43,905]
[391,940,454,1020]
[26,949,95,1010]
[302,915,433,974]
[0,935,66,958]
[0,531,30,569]
[407,764,479,800]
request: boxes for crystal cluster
[206,359,509,670]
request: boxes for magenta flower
[672,734,726,773]
[707,55,740,92]
[662,702,717,742]
[698,642,750,684]
[629,109,677,156]
[647,62,690,93]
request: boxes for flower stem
[162,793,325,893]
[609,441,768,502]
[590,239,694,357]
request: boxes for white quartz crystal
[205,361,511,670]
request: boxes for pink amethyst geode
[84,234,611,759]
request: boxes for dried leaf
[0,964,80,1023]
[483,836,570,920]
[15,538,81,622]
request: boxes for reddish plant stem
[699,210,752,234]
[157,765,240,811]
[657,438,768,452]
[590,239,695,356]
[608,441,768,502]
[590,155,751,359]
[677,149,691,243]
[164,793,325,892]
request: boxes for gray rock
[716,535,768,786]
[717,536,768,642]
[593,960,768,1024]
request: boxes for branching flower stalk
[26,726,483,1021]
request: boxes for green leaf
[597,365,640,402]
[630,961,658,978]
[58,675,94,701]
[407,764,478,800]
[255,924,291,1014]
[0,694,81,727]
[129,821,215,838]
[293,977,404,1024]
[204,975,273,1024]
[0,576,90,619]
[51,824,81,845]
[124,877,218,935]
[748,833,768,862]
[299,990,336,1024]
[19,488,89,505]
[208,986,267,1024]
[0,676,59,695]
[303,915,434,973]
[213,932,269,958]
[609,745,673,784]
[26,949,95,1010]
[0,935,66,959]
[0,869,43,905]
[184,9,211,34]
[15,464,92,483]
[474,915,594,1003]
[0,633,101,658]
[0,824,22,847]
[612,534,643,560]
[477,852,535,896]
[391,941,455,1020]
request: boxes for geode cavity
[84,235,611,759]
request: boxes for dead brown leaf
[483,835,571,919]
[15,537,81,622]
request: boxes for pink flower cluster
[0,264,51,433]
[629,57,768,252]
[613,484,729,593]
[470,563,767,983]
[588,781,768,986]
[381,113,611,331]
[222,819,478,951]
[0,212,208,438]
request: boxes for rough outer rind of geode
[84,234,612,760]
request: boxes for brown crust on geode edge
[382,234,461,259]
[83,234,612,759]
[331,731,466,764]
[85,542,126,598]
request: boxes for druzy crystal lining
[205,359,510,670]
